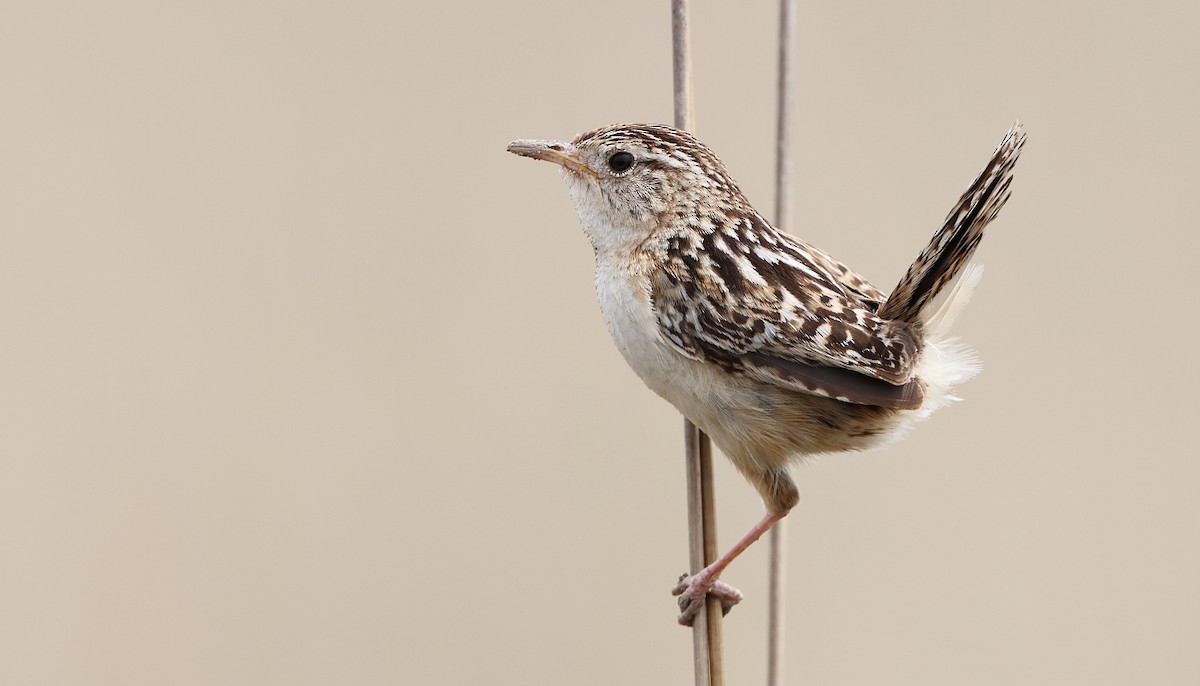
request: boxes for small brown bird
[508,123,1025,625]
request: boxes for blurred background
[2,1,1197,684]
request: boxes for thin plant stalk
[767,2,797,685]
[672,2,724,686]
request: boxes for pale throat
[565,176,657,259]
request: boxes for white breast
[591,257,766,459]
[593,257,696,404]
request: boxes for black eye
[607,151,635,173]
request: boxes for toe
[676,595,703,626]
[709,580,744,602]
[671,573,691,596]
[670,575,745,624]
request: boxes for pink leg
[672,510,787,626]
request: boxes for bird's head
[508,124,746,255]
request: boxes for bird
[507,122,1025,625]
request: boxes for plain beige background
[2,1,1197,684]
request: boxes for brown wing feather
[744,353,924,409]
[651,212,922,407]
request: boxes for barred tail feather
[904,263,986,423]
[923,262,984,338]
[877,122,1026,325]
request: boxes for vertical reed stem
[673,3,724,686]
[767,1,797,685]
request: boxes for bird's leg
[672,510,787,626]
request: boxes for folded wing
[652,215,924,410]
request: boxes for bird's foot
[671,570,743,626]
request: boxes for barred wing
[651,220,924,409]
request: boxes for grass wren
[508,123,1025,625]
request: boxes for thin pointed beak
[507,139,598,178]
